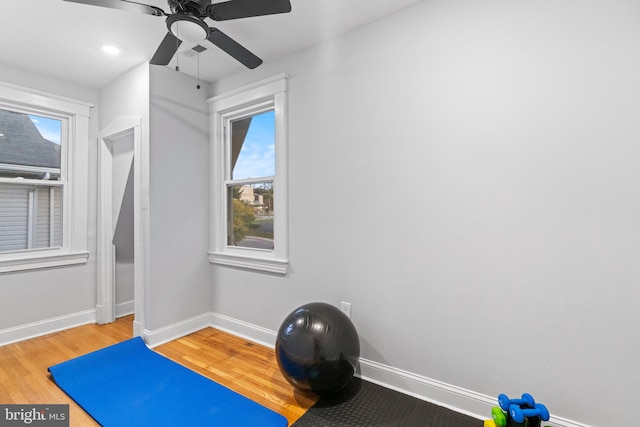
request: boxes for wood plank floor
[0,316,318,426]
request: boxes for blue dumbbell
[509,403,550,423]
[498,393,535,411]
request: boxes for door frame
[97,117,145,335]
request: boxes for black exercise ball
[275,302,360,395]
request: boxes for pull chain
[175,24,180,72]
[197,53,201,90]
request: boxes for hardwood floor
[0,316,317,426]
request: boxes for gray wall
[0,63,99,330]
[209,1,640,426]
[99,62,150,130]
[99,64,212,332]
[147,66,211,331]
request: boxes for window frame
[0,81,91,273]
[208,74,289,274]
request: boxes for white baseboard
[358,358,489,421]
[203,311,594,427]
[133,319,144,338]
[0,309,96,347]
[115,300,134,318]
[357,361,593,427]
[209,312,277,348]
[142,312,212,348]
[545,416,593,427]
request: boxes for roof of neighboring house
[0,109,60,169]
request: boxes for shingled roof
[0,109,60,169]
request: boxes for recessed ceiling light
[102,45,120,55]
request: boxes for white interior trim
[0,81,93,115]
[97,117,144,330]
[0,309,95,347]
[209,312,277,348]
[142,313,212,348]
[0,250,88,273]
[208,74,288,109]
[115,300,134,318]
[0,81,91,273]
[208,251,289,275]
[208,74,289,275]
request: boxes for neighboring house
[0,109,60,179]
[238,185,267,215]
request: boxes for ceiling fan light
[170,19,208,44]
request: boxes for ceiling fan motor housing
[168,0,212,16]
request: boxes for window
[0,111,63,252]
[209,74,288,274]
[0,82,91,273]
[228,110,275,250]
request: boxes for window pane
[0,184,62,252]
[227,182,274,250]
[0,184,28,251]
[34,186,63,249]
[0,109,62,179]
[230,110,275,180]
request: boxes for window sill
[208,251,288,275]
[0,250,89,273]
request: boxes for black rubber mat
[292,377,483,427]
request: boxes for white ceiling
[1,0,425,89]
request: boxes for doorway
[97,117,145,336]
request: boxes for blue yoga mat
[49,337,288,427]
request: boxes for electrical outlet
[340,301,352,318]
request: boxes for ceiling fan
[63,0,292,69]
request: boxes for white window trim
[208,74,289,275]
[0,82,91,273]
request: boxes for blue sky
[29,115,61,145]
[233,110,275,179]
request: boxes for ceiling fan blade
[207,0,291,21]
[207,28,263,69]
[150,32,182,65]
[63,0,165,16]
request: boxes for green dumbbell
[491,406,507,427]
